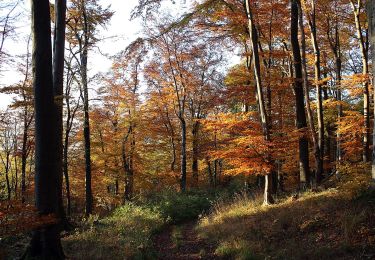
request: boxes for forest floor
[2,174,375,259]
[151,188,375,259]
[153,221,219,260]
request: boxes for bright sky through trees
[0,0,143,108]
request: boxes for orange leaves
[202,112,275,175]
[337,110,364,160]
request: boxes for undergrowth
[197,169,375,260]
[62,188,228,259]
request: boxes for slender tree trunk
[245,0,274,205]
[298,2,321,187]
[170,136,176,172]
[122,131,134,202]
[21,111,31,203]
[24,0,64,257]
[5,153,11,200]
[81,6,93,215]
[21,112,29,203]
[306,0,324,184]
[180,117,187,192]
[291,0,310,189]
[63,130,71,216]
[192,121,199,187]
[351,1,370,162]
[206,157,214,187]
[367,0,375,181]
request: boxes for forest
[1,0,375,259]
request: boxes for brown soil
[153,221,221,260]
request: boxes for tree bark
[306,0,324,184]
[351,1,370,162]
[298,1,321,188]
[180,117,187,192]
[53,0,68,227]
[291,0,310,189]
[192,121,200,187]
[367,0,375,181]
[245,0,274,205]
[24,0,64,258]
[80,6,93,216]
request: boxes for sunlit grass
[197,181,375,259]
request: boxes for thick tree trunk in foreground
[53,0,68,227]
[24,0,64,258]
[245,0,274,205]
[291,0,310,189]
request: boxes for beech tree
[367,0,375,181]
[65,0,113,215]
[24,0,66,258]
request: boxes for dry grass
[197,183,375,259]
[62,203,164,259]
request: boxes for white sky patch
[0,0,143,109]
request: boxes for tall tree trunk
[122,128,134,202]
[192,121,199,187]
[306,0,324,184]
[291,0,310,189]
[5,152,11,200]
[53,0,68,226]
[63,129,71,216]
[298,1,320,187]
[81,6,93,216]
[170,136,176,172]
[245,0,274,205]
[24,0,64,257]
[206,157,214,187]
[351,1,370,162]
[21,112,28,203]
[367,0,375,181]
[180,117,187,192]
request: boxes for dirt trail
[153,221,220,260]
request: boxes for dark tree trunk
[53,0,68,227]
[192,121,199,187]
[81,7,93,216]
[23,0,64,258]
[63,130,71,216]
[5,152,11,200]
[206,157,214,187]
[291,0,310,189]
[122,130,134,202]
[180,117,187,192]
[21,111,30,203]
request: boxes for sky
[0,0,145,109]
[0,0,232,110]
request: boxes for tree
[367,0,375,181]
[291,0,310,189]
[350,0,370,163]
[0,0,20,68]
[245,0,275,204]
[302,0,324,184]
[23,0,65,258]
[66,0,113,215]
